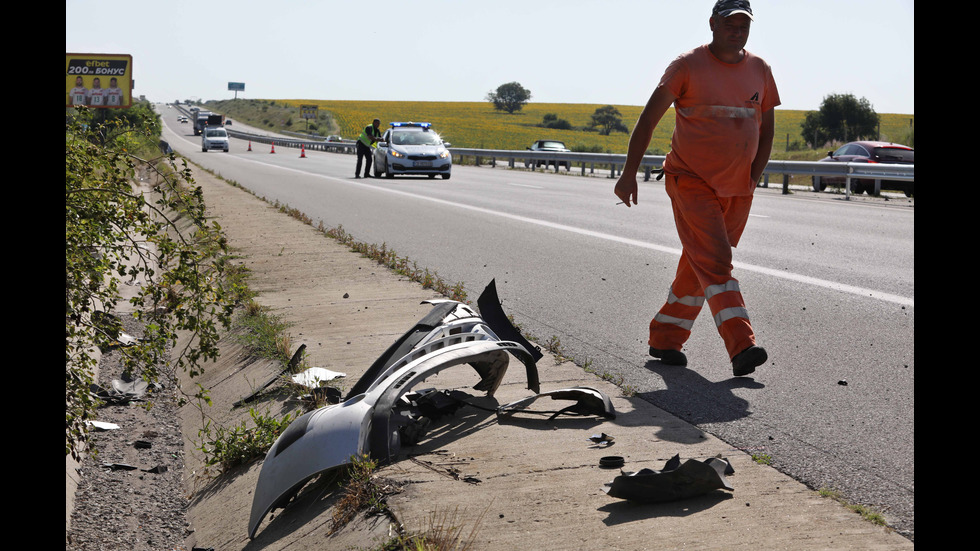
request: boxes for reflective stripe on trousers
[648,173,757,360]
[653,280,749,331]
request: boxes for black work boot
[731,346,767,376]
[649,347,688,366]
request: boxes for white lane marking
[195,141,914,309]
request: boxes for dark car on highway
[812,141,914,197]
[526,140,571,170]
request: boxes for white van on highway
[202,127,230,152]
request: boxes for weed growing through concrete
[331,454,397,534]
[377,505,489,551]
[234,300,294,365]
[198,407,300,473]
[752,453,773,465]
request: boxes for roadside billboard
[300,105,318,120]
[66,53,133,108]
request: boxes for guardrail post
[643,167,651,182]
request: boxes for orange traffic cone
[300,144,306,158]
[248,141,252,151]
[270,142,276,154]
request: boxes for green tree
[541,113,572,130]
[801,93,879,148]
[588,105,629,136]
[66,105,236,461]
[486,82,532,114]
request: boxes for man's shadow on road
[638,360,764,445]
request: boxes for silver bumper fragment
[248,282,540,539]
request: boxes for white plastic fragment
[291,367,346,388]
[88,420,120,431]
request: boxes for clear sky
[66,0,914,114]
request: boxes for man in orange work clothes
[614,0,779,377]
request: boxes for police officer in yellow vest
[355,118,383,178]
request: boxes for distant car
[813,141,914,197]
[373,122,452,180]
[179,116,188,123]
[202,127,230,152]
[325,135,343,142]
[526,140,571,170]
[225,119,232,125]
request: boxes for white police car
[372,122,452,179]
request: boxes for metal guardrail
[225,128,358,154]
[175,104,912,199]
[447,148,913,197]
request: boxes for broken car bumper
[248,282,542,539]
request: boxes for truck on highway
[194,112,224,135]
[193,111,212,135]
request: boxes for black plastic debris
[497,387,616,420]
[589,433,615,448]
[102,463,138,471]
[403,388,473,419]
[395,389,479,446]
[234,344,308,407]
[476,279,543,363]
[599,456,625,469]
[604,454,734,502]
[310,386,342,405]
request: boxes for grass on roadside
[198,407,300,474]
[322,224,467,302]
[235,300,294,365]
[818,487,888,527]
[331,454,487,551]
[374,506,488,551]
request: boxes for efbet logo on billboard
[66,53,133,109]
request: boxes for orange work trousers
[648,174,757,360]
